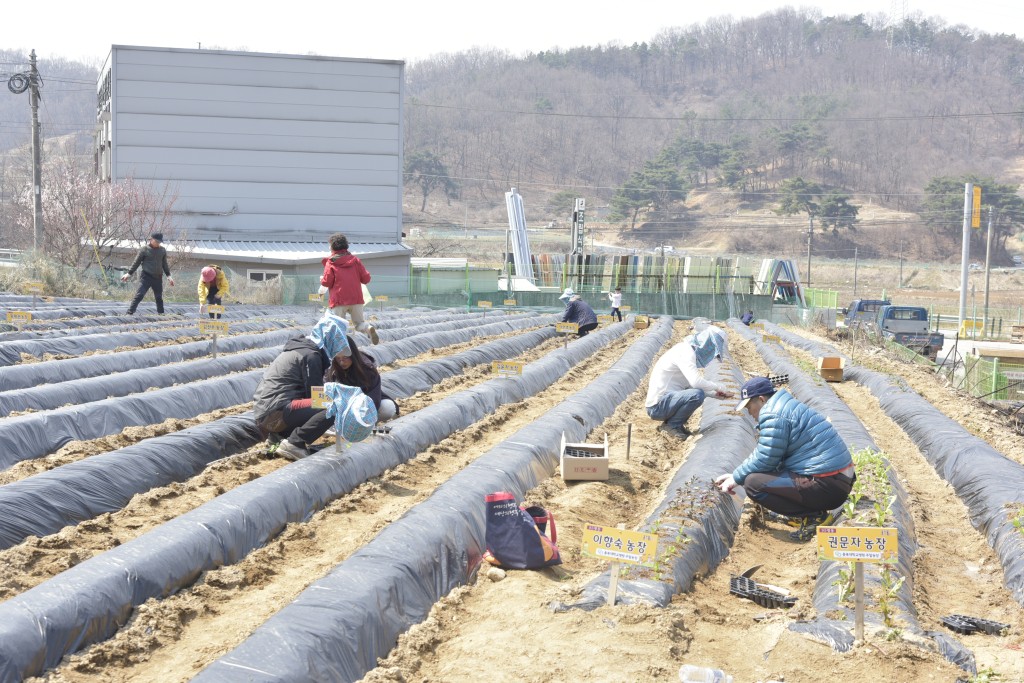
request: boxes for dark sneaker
[789,509,841,542]
[276,439,309,461]
[765,509,802,528]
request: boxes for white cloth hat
[559,288,575,300]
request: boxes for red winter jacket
[320,250,371,307]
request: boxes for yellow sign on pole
[6,311,32,324]
[310,386,329,409]
[199,320,229,335]
[375,295,389,302]
[22,281,45,294]
[478,300,493,309]
[308,293,322,302]
[972,186,982,229]
[762,334,781,344]
[581,524,659,568]
[503,298,517,306]
[817,526,898,563]
[597,314,614,324]
[555,322,579,334]
[207,304,225,315]
[620,305,632,312]
[491,360,524,377]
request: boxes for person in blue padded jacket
[714,376,855,541]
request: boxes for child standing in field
[608,287,623,322]
[320,233,378,344]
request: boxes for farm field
[0,295,1021,683]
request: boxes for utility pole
[29,50,44,251]
[983,207,995,331]
[853,247,859,296]
[805,215,813,288]
[898,240,904,286]
[958,183,974,328]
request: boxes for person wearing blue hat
[715,376,855,541]
[645,326,734,438]
[252,312,352,460]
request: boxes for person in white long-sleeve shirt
[608,287,623,322]
[645,325,734,437]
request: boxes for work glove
[317,285,328,295]
[200,304,208,315]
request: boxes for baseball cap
[735,376,776,411]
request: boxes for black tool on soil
[730,575,796,609]
[372,425,392,435]
[766,374,789,387]
[942,614,1010,636]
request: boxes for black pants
[611,307,622,322]
[577,322,598,337]
[206,294,222,319]
[128,272,165,314]
[280,403,332,448]
[744,470,855,518]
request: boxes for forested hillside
[3,9,1024,260]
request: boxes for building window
[248,269,282,282]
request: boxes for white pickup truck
[873,305,945,361]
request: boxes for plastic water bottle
[679,664,733,683]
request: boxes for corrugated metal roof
[106,240,411,264]
[187,241,411,263]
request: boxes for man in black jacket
[122,233,175,314]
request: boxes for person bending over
[198,265,229,319]
[715,376,855,541]
[558,288,598,336]
[326,334,399,422]
[253,313,350,461]
[645,325,733,438]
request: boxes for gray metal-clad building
[96,45,410,289]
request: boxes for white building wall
[98,45,404,244]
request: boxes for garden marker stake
[626,423,632,461]
[607,523,626,606]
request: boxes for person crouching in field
[198,265,229,319]
[715,376,855,541]
[326,334,399,423]
[558,288,598,336]
[253,313,350,461]
[645,325,734,439]
[320,233,379,344]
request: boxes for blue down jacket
[732,389,851,485]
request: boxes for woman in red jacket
[320,232,378,344]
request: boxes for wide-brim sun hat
[558,287,575,300]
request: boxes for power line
[408,100,1024,123]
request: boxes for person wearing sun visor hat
[715,376,856,541]
[644,325,734,439]
[198,265,229,319]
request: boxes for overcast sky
[6,0,1022,67]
